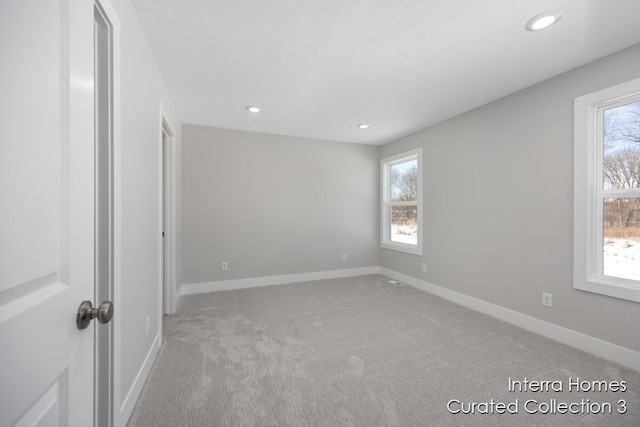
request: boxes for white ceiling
[131,0,640,145]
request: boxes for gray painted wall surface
[182,125,380,284]
[381,43,640,353]
[111,0,182,413]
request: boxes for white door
[1,0,96,426]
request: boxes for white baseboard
[180,266,380,295]
[380,267,640,373]
[119,332,161,425]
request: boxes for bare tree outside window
[602,101,640,280]
[390,160,418,244]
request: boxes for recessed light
[357,123,371,129]
[525,10,563,31]
[246,106,261,113]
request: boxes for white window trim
[574,77,640,303]
[381,148,423,256]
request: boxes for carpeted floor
[127,275,639,426]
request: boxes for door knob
[77,300,114,330]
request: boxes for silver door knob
[77,300,114,329]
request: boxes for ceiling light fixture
[357,123,371,129]
[525,10,563,31]
[246,105,261,113]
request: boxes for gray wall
[182,125,380,284]
[381,43,640,353]
[110,0,182,421]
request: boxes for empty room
[2,0,640,426]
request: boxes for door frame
[93,0,122,425]
[93,2,114,426]
[159,108,177,317]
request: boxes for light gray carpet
[128,275,639,426]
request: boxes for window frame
[380,148,423,256]
[574,77,640,303]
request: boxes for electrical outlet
[421,263,427,273]
[146,315,150,336]
[342,253,347,262]
[542,292,552,308]
[221,261,228,271]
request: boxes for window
[574,78,640,303]
[381,148,422,255]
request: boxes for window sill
[574,277,640,303]
[381,241,422,256]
